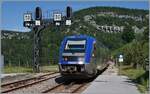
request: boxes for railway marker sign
[54,13,62,21]
[118,54,123,62]
[24,13,32,21]
[35,20,41,26]
[65,20,71,26]
[53,12,62,26]
[23,13,33,27]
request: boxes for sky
[1,1,149,32]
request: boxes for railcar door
[89,42,97,75]
[92,43,97,74]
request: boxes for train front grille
[60,65,85,73]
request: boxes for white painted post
[118,55,123,75]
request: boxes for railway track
[41,65,109,94]
[1,72,59,93]
[1,65,109,93]
[42,81,89,93]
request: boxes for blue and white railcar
[59,35,97,78]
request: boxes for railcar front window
[64,40,86,53]
[62,39,86,61]
[68,44,85,49]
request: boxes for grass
[120,66,145,79]
[3,65,59,73]
[40,65,59,72]
[120,65,149,93]
[3,66,33,73]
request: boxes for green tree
[122,26,135,43]
[142,27,149,42]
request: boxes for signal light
[66,6,72,18]
[64,57,68,61]
[35,7,42,20]
[66,6,72,26]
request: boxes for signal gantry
[23,6,73,72]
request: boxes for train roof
[64,35,95,40]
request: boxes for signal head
[35,7,42,20]
[66,6,72,18]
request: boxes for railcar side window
[92,43,96,57]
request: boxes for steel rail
[1,72,57,87]
[71,83,87,93]
[1,72,59,93]
[42,83,64,93]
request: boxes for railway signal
[35,7,42,26]
[23,6,73,73]
[33,7,44,72]
[23,6,44,73]
[66,6,72,18]
[65,6,72,26]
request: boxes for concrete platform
[82,75,140,94]
[82,63,141,94]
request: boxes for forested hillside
[2,7,149,67]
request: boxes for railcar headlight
[78,61,84,64]
[64,57,68,61]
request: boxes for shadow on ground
[55,66,108,85]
